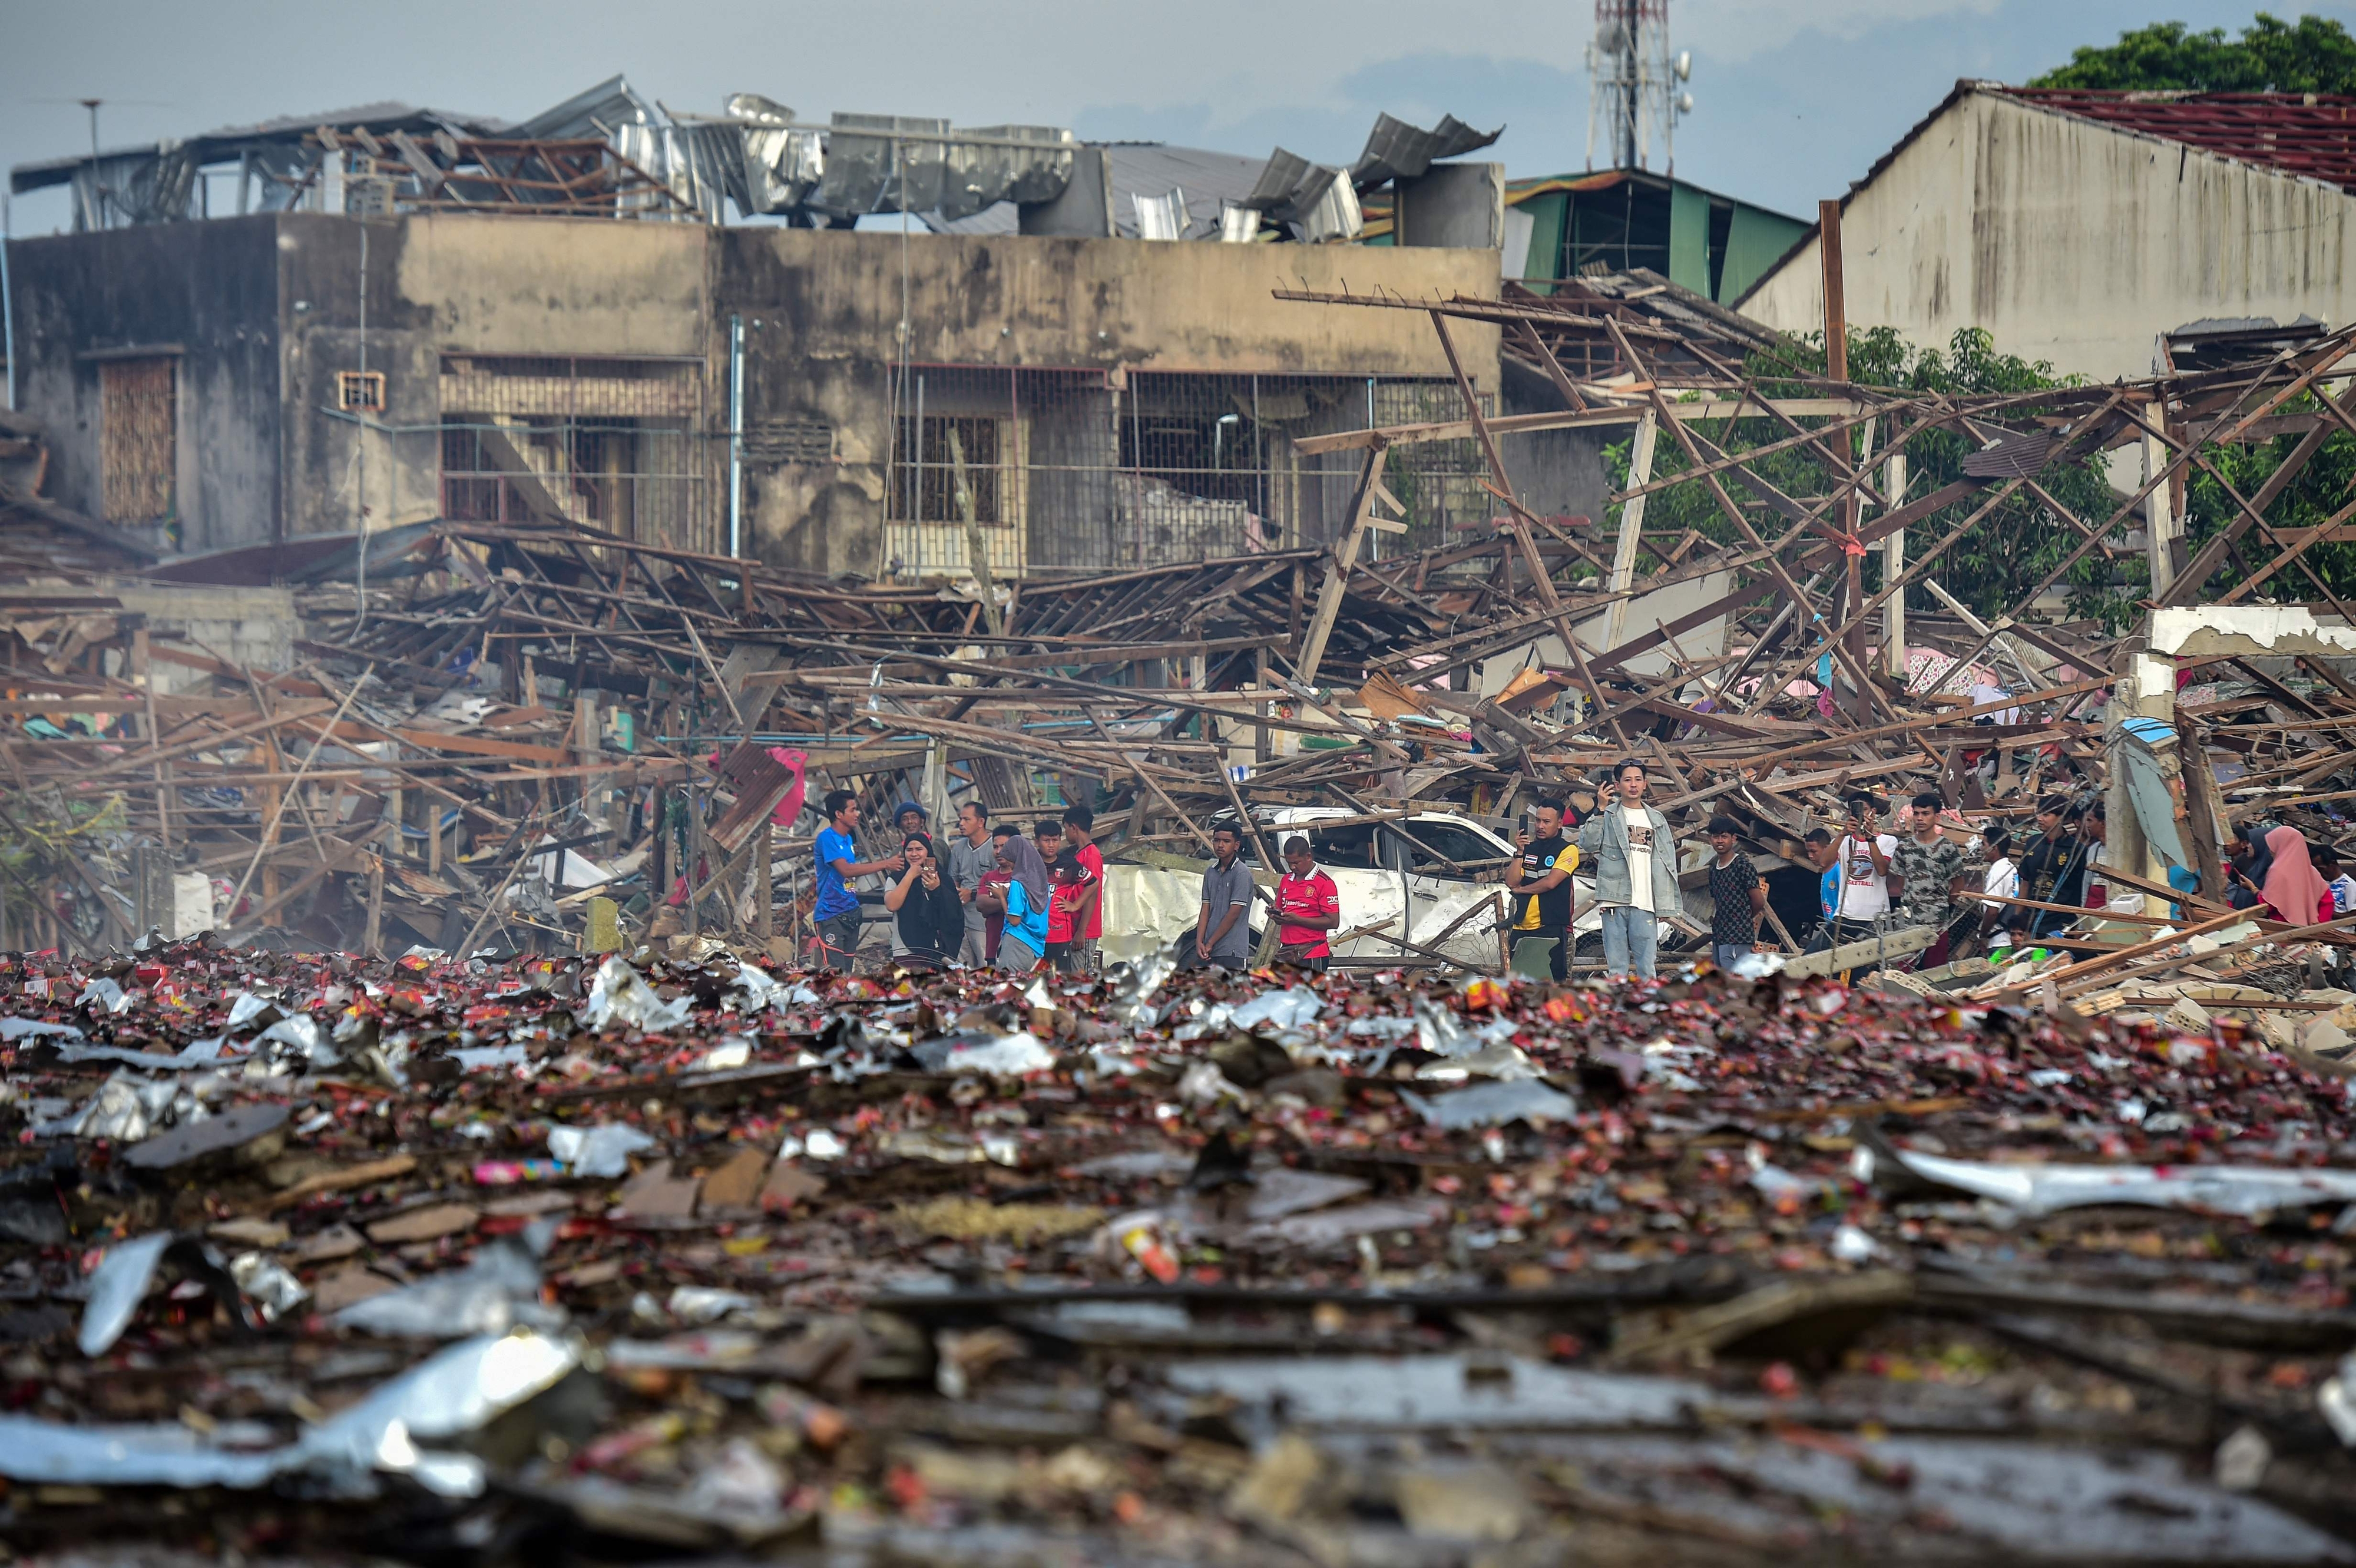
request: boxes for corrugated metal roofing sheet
[1997,88,2356,193]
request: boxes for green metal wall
[1668,183,1710,297]
[1717,206,1809,305]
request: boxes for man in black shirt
[1706,816,1764,971]
[1506,798,1581,980]
[2015,796,2072,938]
[2046,804,2093,922]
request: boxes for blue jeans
[1713,942,1752,972]
[1599,904,1658,979]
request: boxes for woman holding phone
[884,832,967,972]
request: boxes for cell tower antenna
[1585,0,1693,173]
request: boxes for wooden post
[1296,445,1384,690]
[132,627,171,852]
[363,854,385,955]
[947,425,1005,639]
[755,823,774,940]
[2142,409,2179,600]
[1603,413,1657,649]
[1819,198,1865,713]
[1818,199,1848,383]
[688,789,712,936]
[650,785,670,921]
[1881,445,1908,679]
[1253,646,1272,764]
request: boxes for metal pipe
[727,312,745,558]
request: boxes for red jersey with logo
[1276,870,1340,958]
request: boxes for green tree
[2031,12,2356,93]
[2183,395,2356,606]
[1601,326,2136,629]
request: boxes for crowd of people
[801,763,2347,981]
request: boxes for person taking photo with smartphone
[1577,759,1681,980]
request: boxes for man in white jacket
[1576,759,1683,979]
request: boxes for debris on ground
[5,944,2356,1562]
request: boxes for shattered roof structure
[9,75,1498,247]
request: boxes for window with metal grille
[436,354,709,550]
[888,414,1006,523]
[337,370,386,412]
[877,366,1483,579]
[100,356,176,523]
[743,421,833,465]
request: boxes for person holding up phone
[1577,759,1681,980]
[1825,793,1898,973]
[883,832,965,972]
[1507,798,1580,981]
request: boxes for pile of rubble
[6,283,2356,1020]
[5,942,2356,1561]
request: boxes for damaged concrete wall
[5,217,284,553]
[1739,88,2356,380]
[13,212,1497,574]
[714,228,1503,577]
[1497,357,1612,530]
[289,213,712,545]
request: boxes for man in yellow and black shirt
[1507,798,1581,980]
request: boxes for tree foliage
[1600,326,2137,631]
[2183,393,2356,604]
[2030,12,2356,94]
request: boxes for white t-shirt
[1622,804,1656,913]
[1837,833,1898,920]
[1983,856,2019,902]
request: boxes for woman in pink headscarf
[2260,825,2335,927]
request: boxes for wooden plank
[391,727,574,764]
[1294,445,1384,689]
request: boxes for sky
[6,0,2354,235]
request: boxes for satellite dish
[1675,50,1693,81]
[1679,91,1696,114]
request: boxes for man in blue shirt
[814,789,902,968]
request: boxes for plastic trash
[335,1243,559,1338]
[916,1030,1054,1076]
[1890,1147,2356,1218]
[1398,1079,1578,1129]
[80,1231,173,1356]
[229,1250,311,1322]
[579,955,693,1031]
[1230,985,1324,1031]
[548,1123,658,1178]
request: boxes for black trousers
[815,911,862,968]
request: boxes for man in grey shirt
[946,800,996,967]
[1197,825,1255,970]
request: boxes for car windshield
[1399,820,1510,875]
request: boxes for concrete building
[3,212,1503,578]
[1736,84,2356,379]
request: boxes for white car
[1101,806,1603,971]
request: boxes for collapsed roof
[8,75,1498,246]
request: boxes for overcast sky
[6,0,2352,234]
